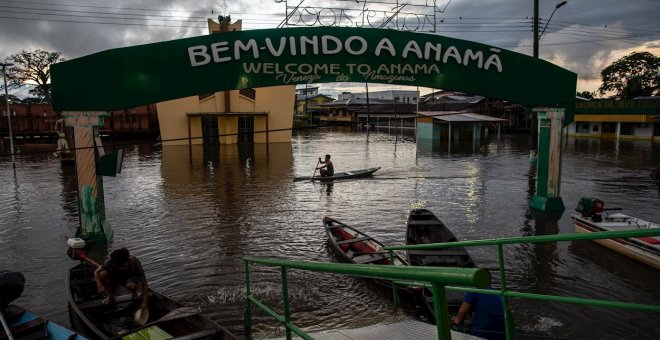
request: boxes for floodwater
[1,129,659,339]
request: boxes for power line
[0,0,215,14]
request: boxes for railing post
[389,251,400,307]
[431,283,451,340]
[244,260,252,340]
[281,266,292,340]
[497,243,516,340]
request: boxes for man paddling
[317,154,334,177]
[94,248,149,309]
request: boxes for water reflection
[1,132,659,339]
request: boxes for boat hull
[572,214,660,270]
[322,216,413,291]
[2,305,85,340]
[294,167,381,181]
[67,261,236,339]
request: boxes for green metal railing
[243,257,489,340]
[385,228,660,340]
[244,228,660,340]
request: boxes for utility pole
[1,62,15,166]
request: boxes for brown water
[1,129,659,339]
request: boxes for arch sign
[51,27,576,112]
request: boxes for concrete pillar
[616,122,621,140]
[530,108,565,212]
[64,111,113,243]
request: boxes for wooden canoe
[295,167,381,181]
[67,261,236,340]
[406,209,475,268]
[323,216,414,290]
[406,209,476,320]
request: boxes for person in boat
[451,272,506,340]
[317,154,334,177]
[94,248,149,309]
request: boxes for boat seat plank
[336,236,372,245]
[77,294,141,310]
[408,250,468,256]
[172,328,219,340]
[353,254,388,264]
[2,305,25,321]
[0,318,46,340]
[408,219,444,226]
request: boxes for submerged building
[156,17,295,146]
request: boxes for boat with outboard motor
[66,239,237,339]
[571,197,660,270]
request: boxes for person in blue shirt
[451,280,506,340]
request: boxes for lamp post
[1,62,15,165]
[533,1,568,58]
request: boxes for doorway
[201,117,219,144]
[238,116,254,143]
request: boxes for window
[592,124,599,132]
[620,123,634,135]
[239,88,256,100]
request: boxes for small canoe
[67,261,236,340]
[406,209,476,320]
[1,305,85,340]
[323,216,412,290]
[572,198,660,269]
[406,209,475,268]
[295,167,381,181]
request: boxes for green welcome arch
[51,27,576,113]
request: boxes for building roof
[296,94,335,102]
[417,111,507,122]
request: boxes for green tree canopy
[576,91,595,99]
[4,49,65,103]
[598,52,659,99]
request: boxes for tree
[598,52,659,99]
[576,91,595,99]
[3,49,65,103]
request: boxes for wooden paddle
[108,307,200,340]
[311,158,320,181]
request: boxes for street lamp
[1,62,15,165]
[533,1,568,58]
[540,1,568,39]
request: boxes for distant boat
[571,197,660,270]
[67,260,237,339]
[406,209,476,320]
[1,270,84,339]
[323,216,412,291]
[295,167,381,181]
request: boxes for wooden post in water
[64,111,113,243]
[530,108,565,212]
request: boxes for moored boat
[67,256,236,339]
[571,197,660,270]
[405,209,476,320]
[322,216,412,290]
[406,209,475,268]
[1,270,85,340]
[295,167,381,181]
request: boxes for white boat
[571,198,660,270]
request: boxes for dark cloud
[1,0,658,95]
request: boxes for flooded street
[1,130,659,339]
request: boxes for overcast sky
[1,0,659,99]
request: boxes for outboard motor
[0,271,25,309]
[575,197,604,221]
